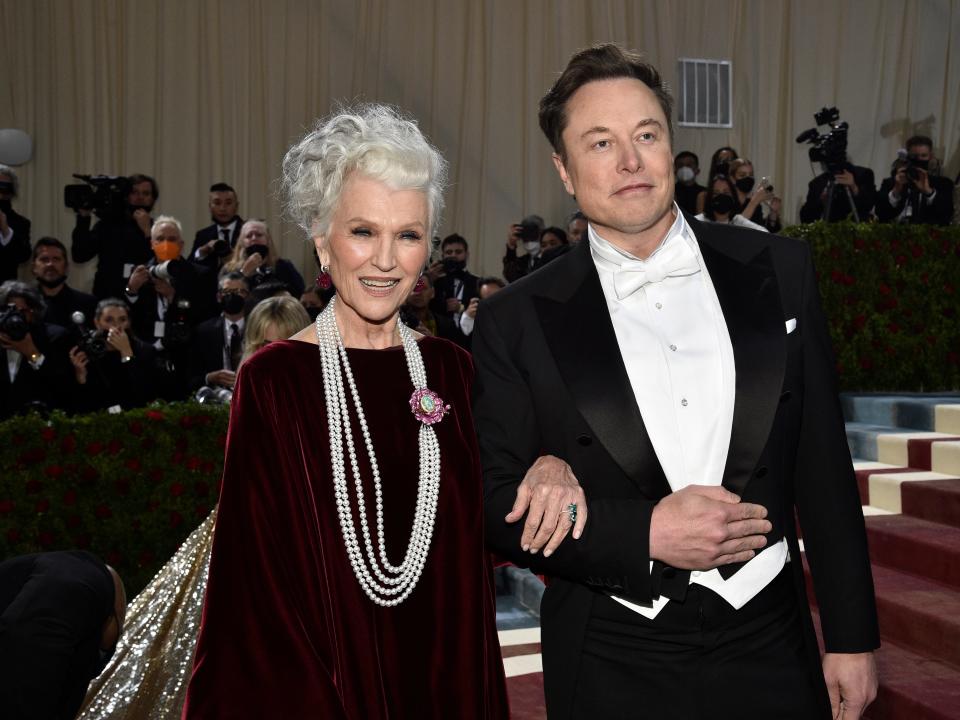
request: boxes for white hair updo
[281,104,448,240]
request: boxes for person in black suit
[0,165,30,283]
[220,220,305,299]
[875,135,954,226]
[31,237,98,330]
[71,174,157,299]
[427,233,479,349]
[190,182,244,316]
[799,161,876,223]
[473,44,878,720]
[189,271,250,392]
[0,551,126,720]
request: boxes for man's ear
[552,154,576,197]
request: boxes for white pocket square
[785,318,797,334]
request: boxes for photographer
[68,298,157,413]
[190,183,244,317]
[876,136,954,226]
[799,161,876,223]
[0,165,31,282]
[126,216,203,400]
[220,219,304,298]
[502,214,545,282]
[70,174,157,299]
[31,237,97,330]
[190,271,250,393]
[0,281,71,419]
[728,158,782,232]
[426,233,479,348]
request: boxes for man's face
[553,78,675,250]
[442,242,467,263]
[908,144,932,163]
[151,222,184,259]
[218,278,249,303]
[95,306,130,332]
[209,191,239,225]
[567,217,587,244]
[32,247,68,282]
[479,282,502,300]
[127,181,155,210]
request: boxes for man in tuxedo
[799,161,877,223]
[31,237,98,330]
[473,44,879,719]
[875,135,954,226]
[0,164,31,282]
[429,233,479,348]
[191,183,244,316]
[190,271,250,392]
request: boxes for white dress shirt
[588,206,788,619]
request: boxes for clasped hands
[506,454,770,568]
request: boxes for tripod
[821,169,860,222]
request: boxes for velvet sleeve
[182,357,348,719]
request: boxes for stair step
[902,479,960,529]
[937,405,960,434]
[865,515,960,590]
[933,441,960,476]
[877,432,960,469]
[846,423,912,462]
[842,394,960,432]
[866,470,958,514]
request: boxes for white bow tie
[612,239,701,300]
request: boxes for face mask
[37,275,67,289]
[0,198,11,213]
[709,193,736,215]
[220,292,246,315]
[715,160,730,177]
[153,241,181,262]
[245,244,270,260]
[442,258,466,274]
[676,166,696,183]
[735,176,756,193]
[523,240,540,255]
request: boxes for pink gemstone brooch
[409,388,450,425]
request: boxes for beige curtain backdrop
[1,0,958,286]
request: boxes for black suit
[0,205,30,282]
[875,174,954,226]
[430,270,479,349]
[71,214,153,299]
[191,218,244,319]
[799,164,877,223]
[473,217,878,718]
[0,323,71,419]
[190,315,241,391]
[40,284,98,330]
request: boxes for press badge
[123,263,134,278]
[154,321,165,338]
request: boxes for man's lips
[613,182,654,196]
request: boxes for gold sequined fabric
[77,509,216,719]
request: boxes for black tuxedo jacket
[875,174,955,226]
[799,164,877,223]
[190,315,235,390]
[0,207,30,282]
[191,218,244,265]
[473,216,879,717]
[0,323,71,420]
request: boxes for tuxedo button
[754,466,769,479]
[779,390,792,403]
[691,571,701,578]
[577,434,592,447]
[662,567,676,579]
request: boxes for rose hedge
[0,403,228,596]
[782,222,960,391]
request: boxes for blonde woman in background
[220,219,306,298]
[241,295,311,363]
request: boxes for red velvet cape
[182,338,508,719]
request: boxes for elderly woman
[183,105,508,718]
[220,218,306,298]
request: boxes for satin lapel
[532,245,671,499]
[699,236,786,497]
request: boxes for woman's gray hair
[281,104,448,239]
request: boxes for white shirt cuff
[0,226,12,247]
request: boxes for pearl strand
[316,297,441,606]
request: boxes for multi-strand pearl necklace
[316,297,444,606]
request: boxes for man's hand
[834,170,859,195]
[127,265,150,293]
[445,297,462,313]
[822,652,878,719]
[106,328,133,358]
[206,369,237,388]
[893,166,909,196]
[198,238,220,259]
[132,208,151,238]
[69,346,89,384]
[464,297,479,319]
[506,224,523,251]
[911,167,933,195]
[425,260,445,282]
[648,485,771,570]
[505,455,588,557]
[0,330,39,359]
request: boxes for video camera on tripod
[63,174,131,220]
[796,107,859,221]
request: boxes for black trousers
[570,566,827,720]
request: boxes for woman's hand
[106,328,133,358]
[69,346,89,384]
[241,253,264,276]
[505,455,588,557]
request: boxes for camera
[517,220,541,243]
[0,305,29,341]
[149,258,189,283]
[211,238,232,258]
[63,174,131,219]
[902,153,930,183]
[195,385,233,405]
[70,312,110,361]
[796,107,849,174]
[164,299,193,348]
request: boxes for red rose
[170,482,185,497]
[25,479,43,494]
[35,498,50,513]
[129,420,144,436]
[146,409,165,421]
[95,503,113,519]
[125,458,142,472]
[0,499,14,514]
[149,468,164,483]
[62,489,77,506]
[41,427,56,442]
[44,465,64,479]
[201,460,215,475]
[6,528,21,544]
[114,478,130,496]
[895,254,907,265]
[945,283,955,295]
[830,270,844,284]
[37,531,54,547]
[170,510,183,528]
[86,441,104,456]
[879,284,891,296]
[186,456,201,471]
[66,514,82,529]
[885,346,896,356]
[60,434,77,454]
[107,439,123,455]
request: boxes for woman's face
[712,179,733,197]
[733,163,753,181]
[314,173,429,333]
[240,221,270,249]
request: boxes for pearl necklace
[316,297,441,606]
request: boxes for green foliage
[0,403,228,596]
[782,222,960,391]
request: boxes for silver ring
[566,503,578,524]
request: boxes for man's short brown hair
[538,44,673,161]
